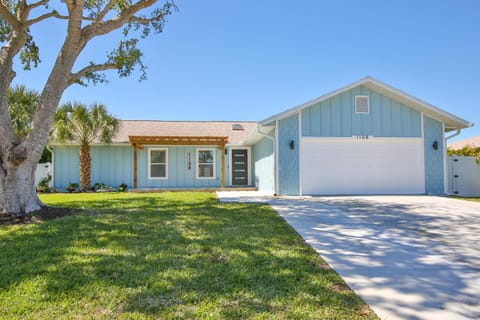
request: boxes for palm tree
[53,102,119,191]
[7,85,39,140]
[7,85,52,162]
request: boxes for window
[149,148,168,179]
[355,95,369,114]
[197,149,215,179]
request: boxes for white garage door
[300,138,425,195]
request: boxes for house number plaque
[353,135,372,140]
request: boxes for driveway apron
[270,196,480,320]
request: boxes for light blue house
[52,77,472,195]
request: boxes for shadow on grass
[0,193,376,319]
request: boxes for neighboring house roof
[258,76,473,131]
[113,120,257,145]
[448,136,480,149]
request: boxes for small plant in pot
[117,183,128,192]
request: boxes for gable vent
[232,123,244,131]
[355,96,369,114]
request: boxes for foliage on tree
[0,0,175,215]
[447,145,480,163]
[53,102,119,191]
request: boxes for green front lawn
[449,196,480,203]
[0,192,377,319]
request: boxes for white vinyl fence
[447,156,480,197]
[35,162,53,188]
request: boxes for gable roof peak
[259,76,472,131]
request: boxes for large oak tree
[0,0,175,215]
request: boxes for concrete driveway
[270,196,480,320]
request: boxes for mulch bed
[0,206,74,225]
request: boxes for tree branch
[27,0,48,10]
[82,0,157,40]
[68,62,117,86]
[93,0,117,26]
[27,10,68,25]
[26,10,97,26]
[0,2,21,29]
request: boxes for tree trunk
[79,144,91,191]
[0,160,43,215]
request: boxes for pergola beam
[129,136,228,147]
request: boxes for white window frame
[148,148,168,179]
[196,148,216,179]
[355,95,370,114]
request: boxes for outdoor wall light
[289,140,295,150]
[432,141,438,150]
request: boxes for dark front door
[231,149,248,186]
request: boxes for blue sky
[13,0,480,141]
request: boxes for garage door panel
[300,138,425,195]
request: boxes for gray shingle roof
[113,120,257,145]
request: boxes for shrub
[117,183,128,192]
[448,145,480,163]
[92,182,107,191]
[65,182,79,193]
[36,175,52,193]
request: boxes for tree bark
[0,160,43,215]
[79,144,91,191]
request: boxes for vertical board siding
[91,145,134,188]
[381,95,393,136]
[252,135,274,192]
[370,91,382,136]
[53,145,134,190]
[423,115,445,194]
[137,145,223,188]
[301,85,422,137]
[330,95,342,136]
[278,114,299,195]
[52,145,80,190]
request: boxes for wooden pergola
[129,136,229,189]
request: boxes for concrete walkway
[216,190,275,203]
[217,192,480,320]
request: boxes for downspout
[445,129,461,141]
